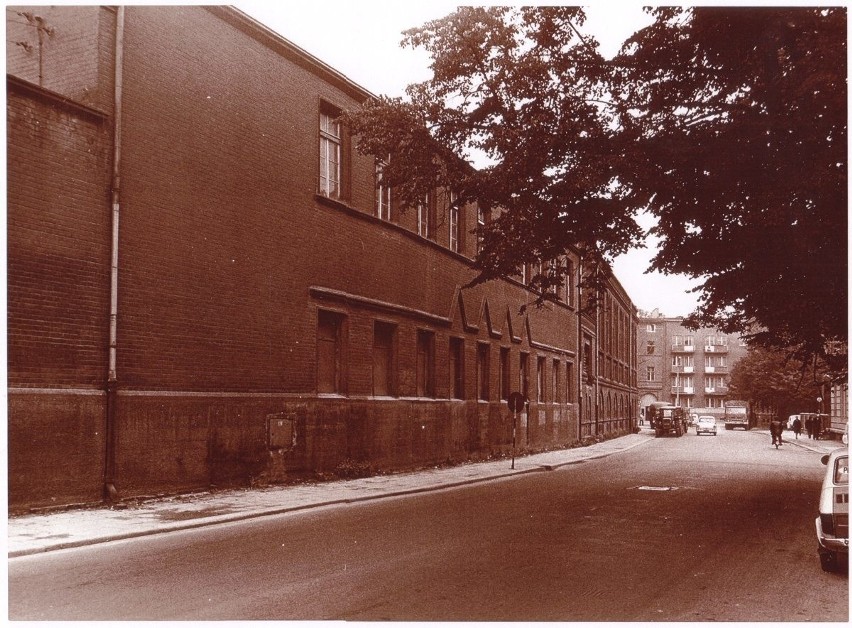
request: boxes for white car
[816,448,848,572]
[695,416,717,436]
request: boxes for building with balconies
[637,309,749,419]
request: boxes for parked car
[816,447,849,572]
[695,416,718,436]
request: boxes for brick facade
[7,6,637,510]
[636,310,749,420]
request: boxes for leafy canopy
[728,346,831,418]
[344,6,847,369]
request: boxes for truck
[648,403,688,437]
[724,400,750,430]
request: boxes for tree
[345,6,846,367]
[728,346,830,419]
[612,7,847,372]
[344,7,641,300]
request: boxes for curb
[9,436,653,558]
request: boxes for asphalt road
[8,427,848,621]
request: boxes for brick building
[7,6,638,510]
[636,309,749,420]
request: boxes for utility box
[267,413,296,451]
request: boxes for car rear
[816,449,849,572]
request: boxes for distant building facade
[637,309,749,419]
[7,5,638,510]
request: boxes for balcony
[704,366,728,374]
[672,386,695,395]
[672,343,695,353]
[704,343,729,353]
[705,386,729,395]
[671,365,694,374]
[639,380,663,391]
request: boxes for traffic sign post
[507,392,527,470]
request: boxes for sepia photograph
[6,1,848,621]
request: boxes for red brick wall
[7,6,594,509]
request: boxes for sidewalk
[8,432,656,558]
[8,427,843,558]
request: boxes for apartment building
[637,310,749,419]
[7,6,639,509]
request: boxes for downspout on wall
[576,256,583,441]
[104,5,124,501]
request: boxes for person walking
[806,415,814,439]
[770,418,784,447]
[792,416,802,440]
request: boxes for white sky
[234,1,703,317]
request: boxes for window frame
[375,159,391,220]
[318,104,343,199]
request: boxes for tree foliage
[344,6,847,368]
[612,7,847,371]
[729,346,831,418]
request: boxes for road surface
[9,427,848,620]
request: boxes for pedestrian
[770,418,783,447]
[814,415,822,440]
[806,416,814,439]
[792,416,802,440]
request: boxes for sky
[234,1,704,317]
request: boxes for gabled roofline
[207,6,376,104]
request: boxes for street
[8,427,848,621]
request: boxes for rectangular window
[418,194,433,239]
[317,310,345,394]
[565,361,574,402]
[319,108,342,198]
[646,366,656,381]
[565,259,575,306]
[519,352,529,399]
[376,160,391,220]
[553,359,560,404]
[448,193,461,253]
[416,330,436,397]
[449,337,464,399]
[647,324,657,332]
[537,356,546,402]
[684,336,694,347]
[372,321,395,396]
[476,207,485,254]
[646,340,655,354]
[548,259,565,301]
[499,347,510,401]
[477,343,490,401]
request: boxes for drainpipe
[104,6,125,502]
[576,255,583,440]
[594,265,600,436]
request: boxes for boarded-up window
[499,347,510,401]
[449,337,464,399]
[416,330,435,397]
[519,352,529,399]
[477,342,490,401]
[373,321,395,396]
[317,310,344,393]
